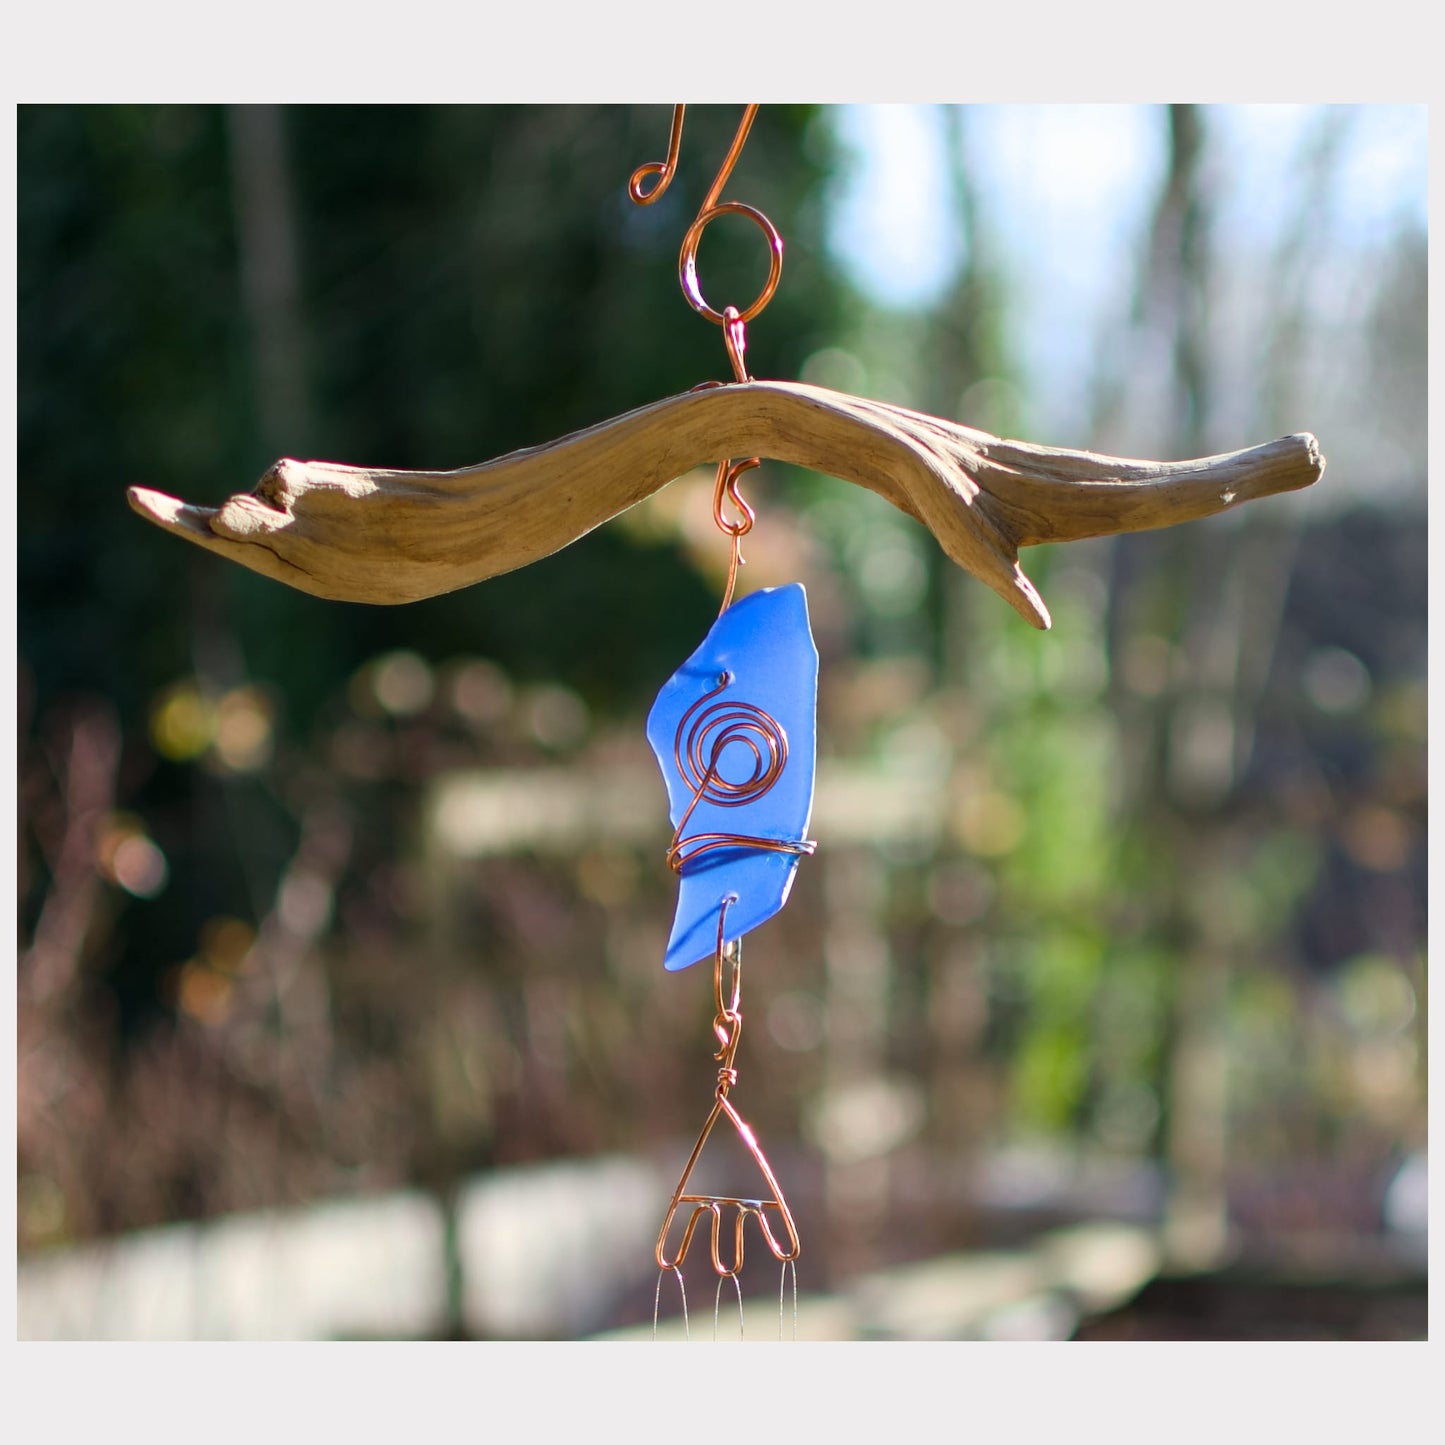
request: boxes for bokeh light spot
[96,814,169,898]
[150,681,214,760]
[1335,954,1416,1036]
[214,687,275,771]
[857,533,928,617]
[1341,804,1410,872]
[371,651,435,717]
[175,961,233,1024]
[953,787,1026,857]
[767,991,826,1053]
[200,917,256,973]
[1303,646,1371,715]
[448,658,513,728]
[111,835,168,898]
[523,684,589,751]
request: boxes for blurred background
[16,103,1427,1340]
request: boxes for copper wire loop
[666,675,817,875]
[680,201,783,328]
[627,104,784,335]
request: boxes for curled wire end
[629,104,686,207]
[712,1011,739,1056]
[628,162,672,205]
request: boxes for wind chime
[630,106,814,1338]
[129,102,1324,1342]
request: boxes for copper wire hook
[628,104,784,335]
[629,109,777,608]
[712,450,757,614]
[713,456,757,541]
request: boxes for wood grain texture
[128,380,1324,629]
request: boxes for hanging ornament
[630,104,814,1339]
[126,102,1327,1342]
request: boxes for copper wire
[666,674,817,875]
[636,109,806,1308]
[628,105,783,330]
[714,452,756,536]
[711,451,756,616]
[628,108,781,606]
[653,901,802,1278]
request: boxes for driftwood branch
[127,380,1324,629]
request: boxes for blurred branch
[1146,104,1209,455]
[128,381,1323,631]
[217,801,354,1115]
[20,703,120,1006]
[227,105,312,451]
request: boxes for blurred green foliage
[19,104,845,722]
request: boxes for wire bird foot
[653,920,801,1304]
[657,1173,802,1278]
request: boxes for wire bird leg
[653,918,801,1315]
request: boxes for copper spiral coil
[666,674,817,874]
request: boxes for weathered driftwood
[127,380,1323,629]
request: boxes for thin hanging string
[653,1253,798,1341]
[653,1263,689,1341]
[715,1272,745,1342]
[780,1257,797,1341]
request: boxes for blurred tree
[17,103,850,1249]
[19,104,845,725]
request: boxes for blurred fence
[19,1144,1422,1340]
[19,1155,664,1341]
[17,1151,1163,1341]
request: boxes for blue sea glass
[647,584,818,971]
